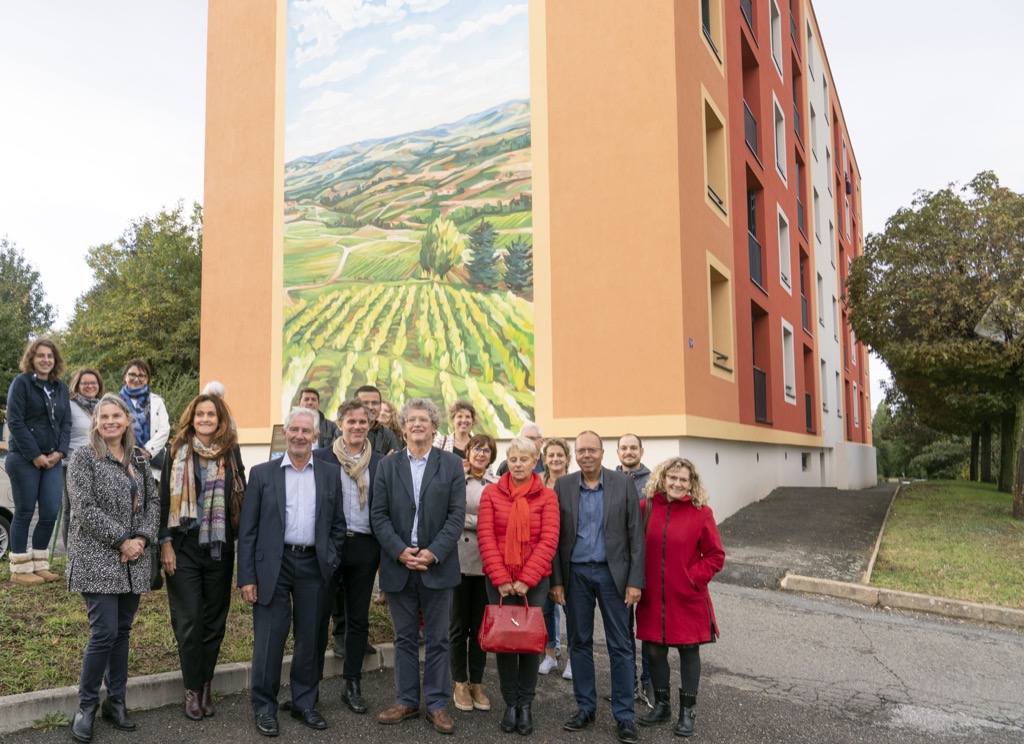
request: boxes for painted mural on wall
[283,0,533,436]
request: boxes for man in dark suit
[370,398,466,735]
[237,407,346,737]
[550,431,645,744]
[313,399,383,714]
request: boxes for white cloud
[300,47,386,88]
[392,23,435,42]
[303,89,354,113]
[405,0,450,12]
[385,43,441,78]
[291,0,408,65]
[453,47,527,84]
[440,3,526,43]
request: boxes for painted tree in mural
[466,219,501,289]
[504,236,534,298]
[419,217,465,279]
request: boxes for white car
[0,454,12,559]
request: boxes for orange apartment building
[201,0,875,520]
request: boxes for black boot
[516,704,533,735]
[341,679,368,714]
[101,697,137,731]
[500,705,518,733]
[70,704,98,743]
[674,691,696,737]
[638,688,671,726]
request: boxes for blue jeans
[543,595,563,649]
[565,563,635,722]
[79,593,141,707]
[6,451,63,553]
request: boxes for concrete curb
[861,483,899,583]
[0,645,394,736]
[780,574,1024,629]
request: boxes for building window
[823,78,830,128]
[701,0,723,63]
[816,273,824,326]
[850,328,857,366]
[799,254,810,332]
[703,96,728,215]
[853,381,860,426]
[809,103,818,159]
[832,296,839,341]
[812,187,821,241]
[747,188,763,286]
[773,95,787,181]
[752,303,771,424]
[835,371,842,418]
[829,220,836,265]
[770,0,783,77]
[778,207,791,292]
[806,24,815,78]
[826,148,832,194]
[820,359,828,412]
[709,259,735,378]
[782,321,796,403]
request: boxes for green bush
[907,439,969,480]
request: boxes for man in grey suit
[237,407,346,737]
[550,431,645,744]
[371,398,466,735]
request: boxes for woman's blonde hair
[87,394,137,469]
[645,457,709,508]
[507,435,538,461]
[541,438,571,483]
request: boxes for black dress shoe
[279,699,292,711]
[70,704,98,743]
[255,713,279,737]
[516,704,533,736]
[341,679,368,714]
[617,719,639,743]
[291,708,329,730]
[365,644,377,655]
[101,698,137,731]
[563,709,596,731]
[500,705,518,733]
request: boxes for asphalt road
[5,582,1021,744]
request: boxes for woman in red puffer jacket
[635,457,725,738]
[477,436,559,737]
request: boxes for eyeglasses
[470,446,492,454]
[576,448,602,456]
[126,373,148,381]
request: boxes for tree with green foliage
[0,237,55,405]
[503,236,533,298]
[847,172,1024,515]
[418,217,465,279]
[63,202,203,422]
[466,218,501,289]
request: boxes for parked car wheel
[0,512,9,561]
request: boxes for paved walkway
[716,483,897,588]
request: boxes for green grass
[872,481,1024,608]
[0,559,395,697]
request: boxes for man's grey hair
[398,398,441,430]
[519,422,542,437]
[284,406,318,430]
[202,380,226,397]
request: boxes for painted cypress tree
[466,218,500,289]
[504,236,533,298]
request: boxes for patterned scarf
[504,472,539,581]
[119,384,151,445]
[332,438,370,506]
[73,395,100,415]
[168,437,228,560]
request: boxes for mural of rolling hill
[282,99,534,437]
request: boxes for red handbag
[478,596,547,654]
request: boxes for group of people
[4,337,726,744]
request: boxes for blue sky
[285,0,529,161]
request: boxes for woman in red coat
[635,457,725,737]
[477,436,559,736]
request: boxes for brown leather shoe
[426,709,455,735]
[184,689,203,721]
[377,703,420,725]
[200,682,215,717]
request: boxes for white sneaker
[538,655,558,675]
[562,659,573,680]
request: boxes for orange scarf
[504,473,537,580]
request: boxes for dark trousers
[321,532,380,680]
[386,572,452,712]
[629,607,652,684]
[565,562,635,722]
[450,574,488,684]
[485,577,549,707]
[251,550,328,715]
[79,593,141,707]
[165,530,234,690]
[644,642,702,693]
[6,451,63,552]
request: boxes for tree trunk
[998,407,1016,494]
[1014,398,1024,520]
[970,431,980,481]
[981,422,993,483]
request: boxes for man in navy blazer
[312,398,383,714]
[370,398,466,735]
[550,431,645,744]
[237,407,346,737]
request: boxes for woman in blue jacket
[5,338,71,585]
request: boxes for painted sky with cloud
[286,0,529,161]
